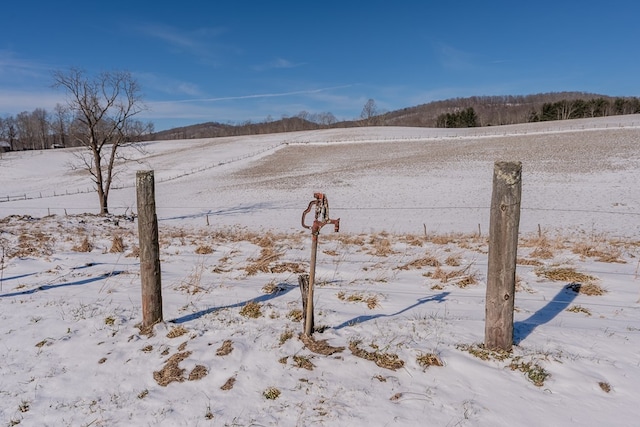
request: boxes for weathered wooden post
[485,161,522,351]
[298,274,313,332]
[136,170,163,330]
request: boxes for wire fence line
[2,203,639,219]
[3,118,640,204]
[0,142,286,203]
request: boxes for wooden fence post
[298,274,313,332]
[136,170,163,330]
[485,161,522,351]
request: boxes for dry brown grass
[261,280,284,294]
[444,255,461,267]
[239,301,262,318]
[188,365,208,381]
[166,325,188,339]
[426,233,461,245]
[263,387,281,400]
[279,329,294,345]
[220,376,236,391]
[331,233,366,247]
[537,267,597,284]
[293,355,315,370]
[216,340,234,356]
[245,247,283,275]
[396,254,440,270]
[517,257,543,266]
[72,236,93,253]
[153,351,191,386]
[456,343,511,362]
[195,245,213,254]
[337,291,380,309]
[11,230,54,258]
[287,309,303,322]
[566,282,606,296]
[175,262,208,295]
[398,234,425,247]
[269,262,306,274]
[299,334,345,356]
[366,236,396,257]
[416,353,444,369]
[427,264,476,287]
[429,266,459,283]
[529,246,554,259]
[571,241,625,263]
[349,340,405,371]
[520,233,564,259]
[599,382,612,393]
[109,235,125,253]
[456,274,478,288]
[567,305,592,316]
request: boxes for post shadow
[333,291,450,330]
[0,271,123,298]
[514,283,581,345]
[170,282,297,324]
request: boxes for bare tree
[52,104,70,147]
[5,117,17,151]
[53,68,150,214]
[32,108,50,150]
[15,111,38,150]
[360,98,378,125]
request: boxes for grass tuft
[166,325,188,339]
[349,340,405,371]
[567,305,592,316]
[416,353,444,369]
[263,387,281,400]
[239,301,262,318]
[109,235,125,253]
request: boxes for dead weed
[349,340,405,371]
[216,340,234,356]
[299,334,345,356]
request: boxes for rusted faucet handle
[301,199,317,230]
[302,193,339,233]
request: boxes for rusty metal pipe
[301,193,339,336]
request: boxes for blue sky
[2,0,639,131]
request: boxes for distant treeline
[432,96,640,128]
[151,92,640,139]
[529,97,640,122]
[3,92,640,149]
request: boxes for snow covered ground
[1,115,639,426]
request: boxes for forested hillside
[150,92,640,140]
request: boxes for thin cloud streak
[151,85,355,104]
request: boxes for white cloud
[0,90,65,116]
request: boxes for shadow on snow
[333,291,450,330]
[514,284,581,345]
[170,282,297,324]
[0,271,123,298]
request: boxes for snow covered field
[1,116,639,426]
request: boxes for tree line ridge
[150,92,640,140]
